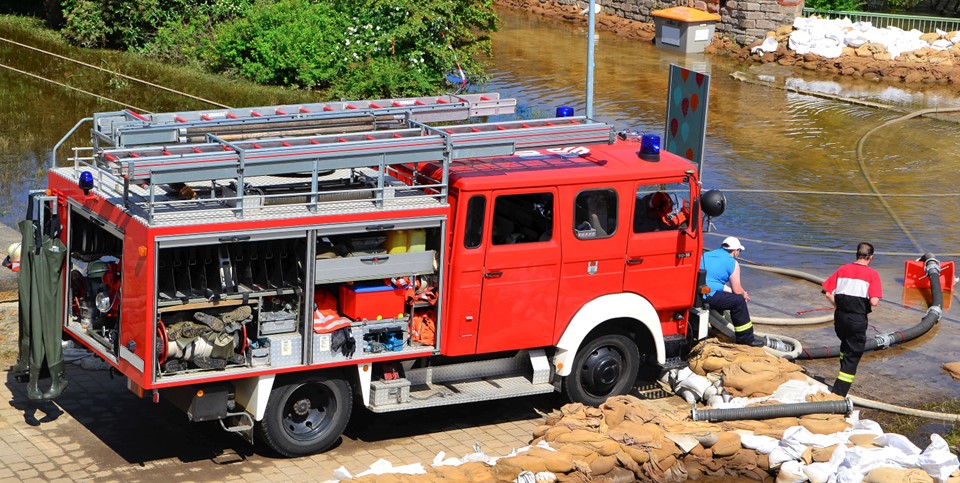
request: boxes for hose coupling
[920,253,941,275]
[874,333,896,349]
[925,305,943,321]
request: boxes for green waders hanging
[11,219,34,376]
[24,220,67,401]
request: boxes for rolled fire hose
[692,399,853,422]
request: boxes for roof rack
[58,94,615,225]
[92,93,517,148]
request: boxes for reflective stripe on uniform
[734,321,753,332]
[837,371,855,383]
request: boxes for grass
[0,14,327,113]
[864,401,960,453]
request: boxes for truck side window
[574,189,617,240]
[464,195,486,249]
[492,193,553,245]
[634,183,691,233]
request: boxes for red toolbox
[340,282,406,321]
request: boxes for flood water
[1,8,958,404]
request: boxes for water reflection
[487,8,960,264]
[2,10,958,266]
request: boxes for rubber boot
[26,366,43,401]
[10,359,28,375]
[42,363,68,400]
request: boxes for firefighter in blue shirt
[701,237,761,346]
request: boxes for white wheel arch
[553,292,664,377]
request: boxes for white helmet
[7,242,21,263]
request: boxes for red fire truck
[36,93,723,456]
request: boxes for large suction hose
[796,253,943,360]
[691,399,853,422]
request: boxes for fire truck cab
[39,93,715,456]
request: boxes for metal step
[662,357,688,371]
[635,382,672,400]
[367,349,555,413]
[368,376,556,413]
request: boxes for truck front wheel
[564,334,640,406]
[257,375,352,457]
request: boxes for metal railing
[802,8,960,33]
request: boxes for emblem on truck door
[588,260,598,275]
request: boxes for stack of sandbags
[688,338,808,398]
[516,395,771,482]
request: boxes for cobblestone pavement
[0,363,576,482]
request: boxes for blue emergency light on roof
[556,106,574,118]
[638,134,661,162]
[79,170,94,194]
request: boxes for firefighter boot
[193,312,225,332]
[26,366,43,401]
[221,306,252,325]
[42,363,68,400]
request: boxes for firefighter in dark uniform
[822,242,882,397]
[701,237,760,346]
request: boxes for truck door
[554,186,627,342]
[623,179,698,325]
[476,190,560,353]
[443,193,488,356]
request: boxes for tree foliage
[55,0,498,98]
[803,0,866,12]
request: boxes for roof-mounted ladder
[81,112,614,224]
[93,93,517,148]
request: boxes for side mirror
[700,189,726,218]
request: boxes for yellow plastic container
[385,230,408,254]
[407,229,426,252]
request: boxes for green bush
[54,0,498,97]
[804,0,866,12]
[209,0,346,87]
[204,0,497,97]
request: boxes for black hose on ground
[691,399,853,422]
[795,253,943,360]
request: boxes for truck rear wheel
[564,334,640,407]
[257,375,352,457]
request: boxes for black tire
[563,334,640,406]
[256,375,352,457]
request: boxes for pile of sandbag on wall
[347,340,959,482]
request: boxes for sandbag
[711,431,742,457]
[943,362,960,380]
[798,413,850,435]
[812,444,838,462]
[864,466,935,483]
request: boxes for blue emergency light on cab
[556,106,574,117]
[79,170,94,194]
[638,134,661,162]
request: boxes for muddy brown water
[0,3,958,446]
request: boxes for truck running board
[366,350,555,413]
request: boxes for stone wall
[550,0,804,45]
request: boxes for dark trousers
[832,310,868,397]
[707,291,754,345]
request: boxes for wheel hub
[292,398,312,416]
[581,346,623,396]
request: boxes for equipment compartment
[66,208,124,357]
